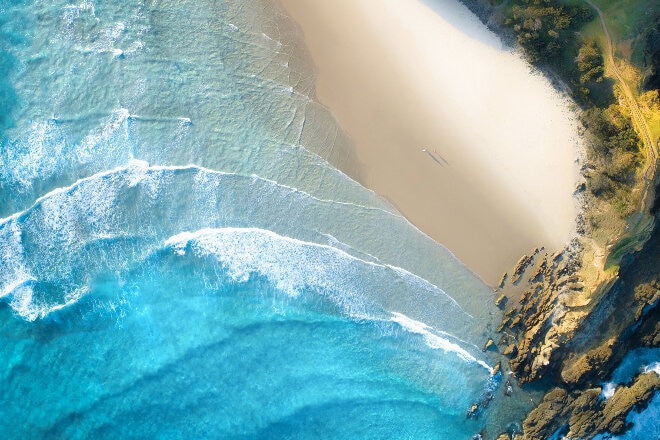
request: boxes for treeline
[581,106,642,214]
[503,0,606,102]
[504,0,592,64]
[501,0,643,216]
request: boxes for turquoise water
[0,0,512,438]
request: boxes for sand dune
[278,0,581,285]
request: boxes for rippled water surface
[0,0,512,437]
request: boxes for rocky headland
[495,193,660,438]
[459,0,660,438]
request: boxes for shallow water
[0,0,526,437]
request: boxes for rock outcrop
[522,371,660,439]
[452,2,660,438]
[493,215,660,439]
[496,240,585,384]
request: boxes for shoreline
[272,0,660,437]
[459,1,660,438]
[277,0,582,286]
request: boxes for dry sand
[278,0,581,285]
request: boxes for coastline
[459,1,660,438]
[277,0,581,285]
[275,0,660,438]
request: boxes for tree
[576,39,604,84]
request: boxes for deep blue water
[0,0,521,438]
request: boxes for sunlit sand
[279,0,581,284]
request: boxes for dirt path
[584,0,658,186]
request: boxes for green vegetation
[582,104,642,212]
[501,1,609,103]
[503,0,593,64]
[475,0,660,279]
[500,0,652,223]
[576,39,604,85]
[587,0,660,67]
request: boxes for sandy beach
[278,0,581,285]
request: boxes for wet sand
[278,0,580,285]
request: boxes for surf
[0,0,524,437]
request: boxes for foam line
[1,163,400,224]
[164,227,471,319]
[389,312,491,372]
[0,166,473,325]
[166,228,483,368]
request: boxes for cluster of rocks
[489,229,660,439]
[496,242,584,385]
[449,2,660,438]
[523,370,660,439]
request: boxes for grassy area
[490,0,659,284]
[606,208,656,267]
[566,0,658,247]
[640,90,660,140]
[586,0,658,64]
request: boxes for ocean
[0,0,521,437]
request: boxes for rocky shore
[456,0,660,438]
[493,196,660,438]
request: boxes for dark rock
[509,314,522,329]
[561,342,614,385]
[504,379,513,397]
[495,293,508,308]
[492,361,502,377]
[499,272,508,289]
[566,388,602,438]
[497,317,511,333]
[503,343,518,357]
[481,391,494,408]
[595,371,660,436]
[511,254,535,285]
[523,387,571,439]
[575,182,587,194]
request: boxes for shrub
[588,172,615,199]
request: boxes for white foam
[1,120,67,188]
[252,174,403,218]
[0,107,132,201]
[68,13,142,58]
[8,282,88,322]
[108,22,126,40]
[7,282,38,321]
[77,108,130,163]
[62,1,96,27]
[0,162,168,224]
[390,312,491,372]
[166,228,485,367]
[609,348,660,385]
[3,161,398,226]
[0,165,471,326]
[643,362,660,376]
[165,227,375,299]
[0,222,34,299]
[389,265,464,313]
[593,390,660,439]
[164,227,470,318]
[601,382,617,400]
[126,158,150,187]
[598,348,660,421]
